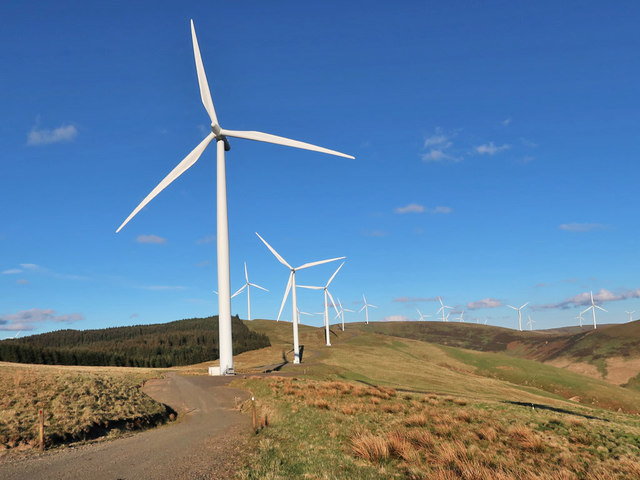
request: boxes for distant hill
[358,320,640,387]
[0,316,270,367]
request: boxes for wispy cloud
[559,223,606,233]
[129,313,139,319]
[17,279,29,285]
[536,288,640,310]
[475,142,510,155]
[394,203,425,214]
[431,206,452,214]
[27,124,78,146]
[195,260,211,267]
[393,296,438,303]
[0,308,84,331]
[421,128,459,163]
[2,269,22,275]
[502,118,512,126]
[467,298,502,310]
[196,234,216,245]
[381,315,410,322]
[136,234,167,244]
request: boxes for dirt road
[0,373,251,479]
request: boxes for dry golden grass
[240,376,640,479]
[0,362,168,452]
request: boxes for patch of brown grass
[350,432,389,462]
[404,413,429,427]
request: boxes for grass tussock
[237,376,640,479]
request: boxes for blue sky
[2,1,640,337]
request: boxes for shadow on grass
[503,401,608,421]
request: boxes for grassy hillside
[0,316,270,367]
[233,320,640,479]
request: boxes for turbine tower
[359,294,377,325]
[335,298,354,331]
[256,232,344,363]
[437,297,453,322]
[507,302,529,331]
[298,262,343,346]
[416,309,431,321]
[625,310,635,322]
[115,20,353,375]
[582,291,606,329]
[231,262,268,321]
[575,311,584,327]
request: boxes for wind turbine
[444,312,451,322]
[416,309,431,321]
[625,310,635,322]
[296,308,313,324]
[335,298,354,331]
[582,291,606,329]
[298,262,343,346]
[13,331,21,339]
[456,310,465,323]
[527,315,535,331]
[115,21,353,376]
[231,262,268,321]
[575,312,584,327]
[507,302,529,331]
[436,297,453,322]
[359,294,377,325]
[256,232,344,363]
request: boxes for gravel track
[0,373,251,479]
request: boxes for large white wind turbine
[436,297,453,322]
[256,233,344,363]
[582,291,606,329]
[359,294,377,325]
[507,302,529,331]
[115,21,353,375]
[416,309,431,321]
[231,262,268,321]
[298,262,343,346]
[625,310,635,322]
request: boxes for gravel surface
[0,373,251,479]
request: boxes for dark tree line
[0,316,270,367]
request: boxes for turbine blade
[520,302,529,309]
[212,290,218,295]
[326,290,339,317]
[277,274,293,321]
[436,306,443,314]
[370,305,378,308]
[255,232,292,269]
[249,283,269,292]
[231,285,246,298]
[297,256,346,270]
[581,307,592,315]
[116,133,216,232]
[343,308,354,312]
[326,262,345,287]
[190,20,218,127]
[221,128,354,159]
[507,305,517,310]
[244,262,249,283]
[359,305,366,313]
[596,306,607,312]
[298,285,323,290]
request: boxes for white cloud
[27,124,78,146]
[475,142,510,155]
[196,234,216,245]
[0,308,84,331]
[467,298,502,310]
[502,118,512,126]
[424,134,449,148]
[430,206,452,214]
[2,269,22,275]
[536,288,640,310]
[136,234,167,244]
[20,263,39,270]
[381,315,410,322]
[422,148,458,163]
[394,203,425,214]
[559,223,606,233]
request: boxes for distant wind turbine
[115,20,353,376]
[437,297,453,322]
[625,310,635,322]
[582,291,606,329]
[359,294,377,325]
[575,312,584,328]
[13,331,21,339]
[527,315,535,331]
[298,262,343,346]
[334,298,354,331]
[231,262,268,321]
[456,310,465,323]
[507,302,529,331]
[256,232,344,363]
[416,309,431,321]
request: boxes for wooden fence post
[251,396,257,433]
[39,409,44,451]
